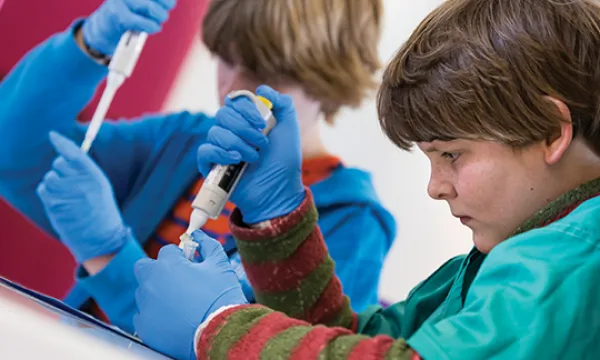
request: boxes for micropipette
[179,90,277,260]
[80,31,148,153]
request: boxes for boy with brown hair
[134,0,600,359]
[0,0,395,335]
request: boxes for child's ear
[543,96,573,165]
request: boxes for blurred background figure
[0,0,208,299]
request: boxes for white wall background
[164,0,473,303]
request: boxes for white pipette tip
[79,71,126,153]
[79,31,146,153]
[187,208,209,235]
[178,209,209,260]
[179,233,199,260]
[80,139,92,153]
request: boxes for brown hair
[377,0,600,152]
[202,0,383,122]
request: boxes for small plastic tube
[179,233,199,261]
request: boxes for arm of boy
[193,192,423,360]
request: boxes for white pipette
[80,31,148,153]
[178,91,277,260]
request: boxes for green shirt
[197,179,600,359]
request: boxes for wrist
[230,190,314,240]
[101,225,133,255]
[244,188,306,225]
[75,224,132,263]
[82,254,116,275]
[194,304,243,357]
[75,23,111,65]
[81,225,131,273]
[204,286,248,322]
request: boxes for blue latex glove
[82,0,176,56]
[229,251,255,302]
[133,232,247,360]
[36,132,131,263]
[197,85,305,223]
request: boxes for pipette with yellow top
[179,90,277,260]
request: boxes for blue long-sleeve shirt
[0,24,397,333]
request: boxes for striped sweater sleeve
[231,189,354,328]
[195,304,421,360]
[194,190,423,359]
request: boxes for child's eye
[441,152,460,162]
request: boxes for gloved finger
[156,244,186,261]
[133,312,142,332]
[207,126,260,163]
[134,258,156,284]
[125,0,169,24]
[133,312,149,341]
[192,230,228,262]
[134,287,150,317]
[51,132,107,178]
[214,106,268,149]
[35,182,49,203]
[197,144,242,177]
[223,96,268,131]
[51,156,80,177]
[39,170,63,193]
[35,181,63,211]
[256,85,295,120]
[49,131,85,163]
[120,12,162,34]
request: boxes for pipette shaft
[81,31,148,153]
[81,72,123,152]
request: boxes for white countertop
[0,280,169,359]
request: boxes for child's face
[418,139,553,253]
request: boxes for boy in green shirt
[133,0,600,358]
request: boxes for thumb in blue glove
[36,131,131,263]
[82,0,176,56]
[196,85,305,224]
[133,232,247,360]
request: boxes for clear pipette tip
[179,233,199,260]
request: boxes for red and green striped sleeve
[196,304,422,360]
[193,190,422,359]
[230,189,355,328]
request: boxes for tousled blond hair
[202,0,383,123]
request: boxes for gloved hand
[133,232,247,360]
[36,131,131,263]
[82,0,176,56]
[197,85,305,224]
[229,251,255,302]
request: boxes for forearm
[0,21,108,229]
[195,305,421,360]
[230,190,355,329]
[83,254,116,275]
[0,21,107,166]
[78,239,147,333]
